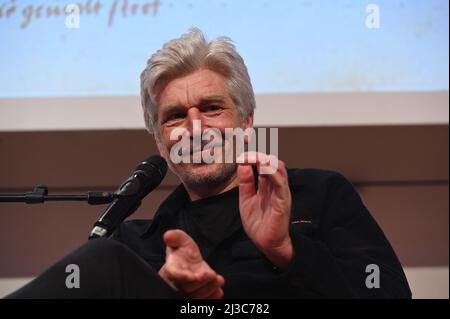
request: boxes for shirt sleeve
[279,172,412,298]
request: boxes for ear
[243,112,254,130]
[242,112,255,147]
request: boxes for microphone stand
[0,185,115,205]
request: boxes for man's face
[154,68,252,188]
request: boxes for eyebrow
[198,95,226,105]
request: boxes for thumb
[164,229,202,261]
[164,229,193,248]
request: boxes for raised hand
[237,152,293,269]
[159,229,225,298]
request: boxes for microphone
[89,155,167,239]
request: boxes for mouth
[177,140,227,164]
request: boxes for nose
[185,108,204,136]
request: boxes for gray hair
[140,28,256,134]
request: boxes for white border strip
[404,266,449,299]
[0,92,448,132]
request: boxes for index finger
[237,151,280,175]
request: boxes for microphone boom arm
[0,185,115,205]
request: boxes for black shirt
[180,187,241,260]
[112,168,412,298]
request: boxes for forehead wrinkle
[158,69,231,116]
[187,75,222,106]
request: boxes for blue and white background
[0,0,448,98]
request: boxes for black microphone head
[138,155,168,181]
[114,155,167,197]
[136,155,168,194]
[89,155,168,239]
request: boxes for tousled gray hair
[140,28,256,134]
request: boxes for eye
[164,112,185,123]
[204,105,222,112]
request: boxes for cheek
[158,128,188,156]
[207,113,242,131]
[158,128,175,145]
[154,131,172,155]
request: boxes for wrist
[263,237,294,269]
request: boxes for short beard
[177,162,237,191]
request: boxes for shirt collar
[141,167,303,237]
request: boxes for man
[7,28,411,299]
[113,28,411,298]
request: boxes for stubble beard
[175,162,237,191]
